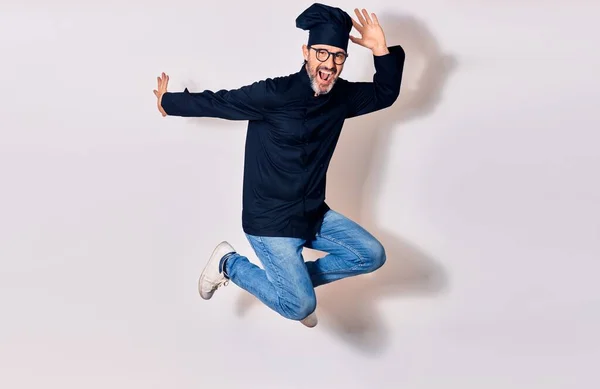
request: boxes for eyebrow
[314,47,347,55]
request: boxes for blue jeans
[223,209,386,321]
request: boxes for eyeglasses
[308,46,348,65]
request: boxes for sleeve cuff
[160,92,175,115]
[373,45,405,67]
[372,45,405,78]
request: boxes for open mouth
[318,69,334,82]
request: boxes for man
[153,3,405,328]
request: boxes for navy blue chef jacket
[160,44,405,240]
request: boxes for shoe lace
[212,278,229,292]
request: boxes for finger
[354,8,366,26]
[371,12,379,25]
[159,77,165,92]
[349,35,363,46]
[154,89,158,97]
[351,17,362,31]
[361,9,372,24]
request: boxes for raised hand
[349,8,389,55]
[154,72,169,117]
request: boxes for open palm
[153,72,169,117]
[349,8,387,50]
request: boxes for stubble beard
[306,62,337,96]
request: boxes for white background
[1,0,599,388]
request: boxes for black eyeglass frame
[307,45,349,65]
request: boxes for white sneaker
[198,241,236,300]
[300,311,318,328]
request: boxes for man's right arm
[160,79,269,121]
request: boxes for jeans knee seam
[310,265,363,277]
[315,232,366,266]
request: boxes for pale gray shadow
[234,13,457,355]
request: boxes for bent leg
[304,209,386,287]
[225,234,316,321]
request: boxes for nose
[323,53,335,69]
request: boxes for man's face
[302,44,347,95]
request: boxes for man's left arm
[344,8,405,118]
[345,45,405,118]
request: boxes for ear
[302,44,308,61]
